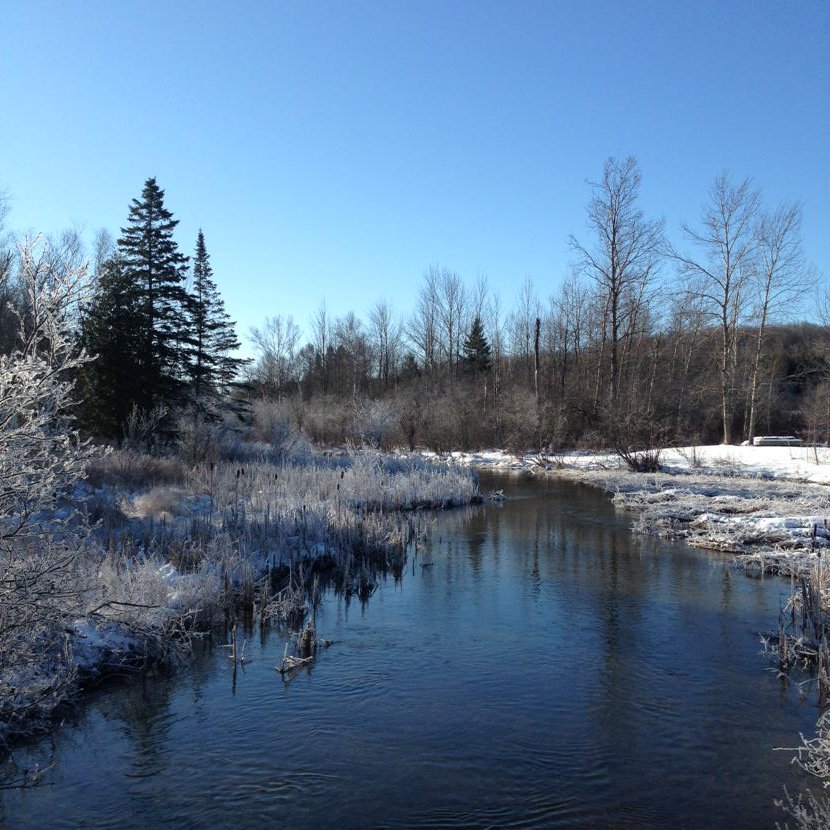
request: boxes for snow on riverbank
[431,445,830,575]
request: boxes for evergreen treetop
[77,255,144,437]
[462,315,492,373]
[117,177,191,412]
[188,229,246,415]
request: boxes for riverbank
[429,445,830,577]
[1,447,478,747]
[1,468,816,829]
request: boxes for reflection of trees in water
[0,666,184,808]
[90,644,219,781]
[108,674,177,780]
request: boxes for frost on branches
[0,237,97,741]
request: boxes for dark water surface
[0,474,819,828]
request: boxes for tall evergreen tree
[462,315,492,373]
[117,177,190,414]
[187,229,245,416]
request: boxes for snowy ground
[429,444,830,575]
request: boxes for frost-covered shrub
[1,237,99,738]
[251,398,311,459]
[174,413,254,466]
[776,709,830,828]
[617,447,662,473]
[351,398,399,448]
[123,404,168,454]
[176,413,221,465]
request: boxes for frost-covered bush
[251,398,311,459]
[175,412,221,464]
[352,398,398,448]
[123,404,168,454]
[617,446,662,473]
[0,237,99,738]
[170,412,249,466]
[776,710,830,829]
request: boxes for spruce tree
[117,178,190,415]
[187,229,245,416]
[462,316,492,373]
[77,256,144,437]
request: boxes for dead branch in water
[277,621,317,676]
[277,646,314,675]
[275,620,334,676]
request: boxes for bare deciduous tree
[508,277,541,391]
[570,156,663,419]
[250,314,301,394]
[333,311,370,399]
[436,268,466,382]
[368,299,402,387]
[407,267,440,377]
[746,202,808,442]
[673,173,760,444]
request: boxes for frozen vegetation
[1,445,478,745]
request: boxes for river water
[0,473,819,828]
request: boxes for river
[0,473,818,828]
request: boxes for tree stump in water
[298,621,317,658]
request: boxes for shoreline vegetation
[1,444,479,750]
[439,444,830,577]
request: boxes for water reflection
[0,473,820,829]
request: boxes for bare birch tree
[673,173,760,444]
[746,202,807,442]
[570,156,664,421]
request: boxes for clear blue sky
[3,0,828,350]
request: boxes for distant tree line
[0,160,825,453]
[246,158,824,452]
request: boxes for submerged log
[277,641,314,675]
[277,652,314,675]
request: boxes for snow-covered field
[433,444,830,575]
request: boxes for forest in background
[4,162,830,824]
[1,156,826,457]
